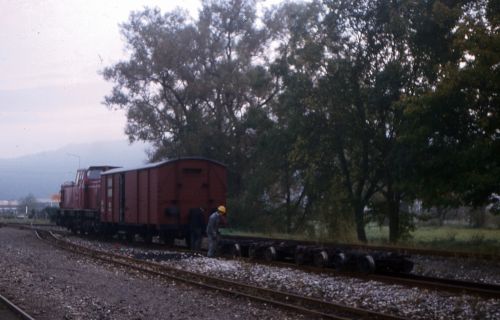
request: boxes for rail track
[16,223,500,299]
[35,229,403,320]
[251,260,500,299]
[370,272,500,299]
[5,222,500,259]
[0,293,36,320]
[6,223,500,300]
[145,239,500,298]
[160,243,500,299]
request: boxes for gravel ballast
[0,227,303,320]
[63,234,500,320]
[411,254,500,284]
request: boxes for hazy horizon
[0,0,202,158]
[0,139,150,200]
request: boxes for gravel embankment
[411,254,500,284]
[63,235,500,320]
[0,227,303,320]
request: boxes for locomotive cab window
[183,168,202,174]
[87,169,102,180]
[107,177,113,197]
[75,171,83,184]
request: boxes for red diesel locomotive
[57,157,227,244]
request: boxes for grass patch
[225,225,500,255]
[366,224,500,255]
[0,217,53,225]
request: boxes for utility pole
[66,153,81,169]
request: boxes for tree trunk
[285,164,292,234]
[385,176,401,243]
[354,203,367,242]
[388,192,400,243]
[437,207,446,226]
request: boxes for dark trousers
[207,234,219,257]
[190,228,202,251]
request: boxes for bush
[446,230,458,242]
[470,233,485,245]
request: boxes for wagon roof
[101,157,226,175]
[88,165,119,170]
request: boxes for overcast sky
[0,0,205,159]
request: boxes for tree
[261,1,332,234]
[264,0,377,241]
[401,0,500,213]
[269,0,473,242]
[17,193,38,217]
[102,0,278,202]
[365,0,467,241]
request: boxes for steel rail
[36,229,403,320]
[370,272,500,299]
[0,293,36,320]
[250,259,500,299]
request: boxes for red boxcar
[100,157,227,243]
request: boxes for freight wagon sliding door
[119,173,125,223]
[137,170,150,225]
[178,162,209,223]
[209,164,227,208]
[124,171,138,224]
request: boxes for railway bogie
[332,252,347,270]
[313,250,330,268]
[219,238,413,274]
[357,254,376,273]
[372,252,414,274]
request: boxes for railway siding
[38,230,405,320]
[59,230,500,320]
[0,227,305,320]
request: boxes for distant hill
[0,140,150,200]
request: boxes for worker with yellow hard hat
[217,205,226,214]
[206,205,227,257]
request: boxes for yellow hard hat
[217,205,226,215]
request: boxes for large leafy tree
[362,0,467,241]
[402,0,500,209]
[266,0,380,241]
[259,1,332,234]
[102,0,276,199]
[270,0,470,242]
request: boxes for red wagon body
[100,157,227,241]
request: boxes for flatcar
[57,157,227,245]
